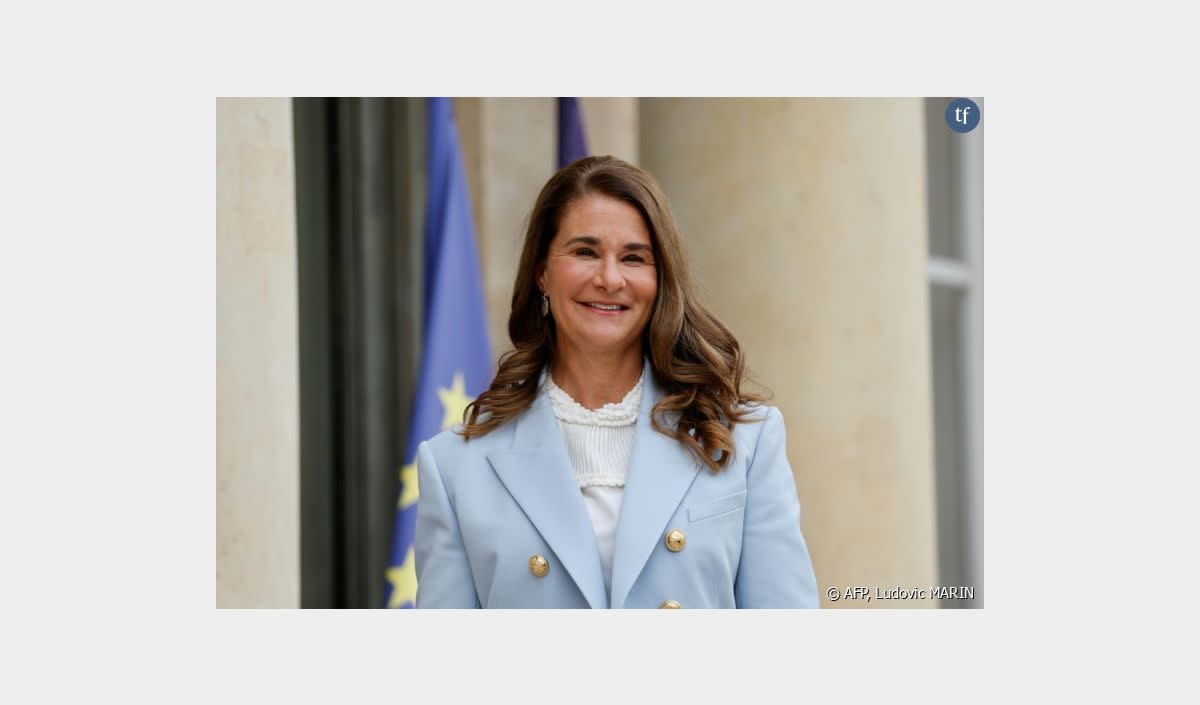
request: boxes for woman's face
[537,194,658,359]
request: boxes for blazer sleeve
[734,406,820,608]
[413,439,481,608]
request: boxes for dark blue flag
[384,97,493,608]
[558,97,589,169]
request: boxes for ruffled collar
[544,368,643,427]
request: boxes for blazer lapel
[609,359,702,609]
[486,387,609,609]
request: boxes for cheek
[632,271,658,306]
[550,260,592,292]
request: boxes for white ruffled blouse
[543,369,643,598]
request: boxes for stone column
[580,97,639,164]
[455,98,555,354]
[640,98,938,607]
[216,98,300,608]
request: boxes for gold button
[664,529,686,552]
[528,554,549,578]
[660,600,682,609]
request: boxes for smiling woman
[413,155,820,608]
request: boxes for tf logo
[945,97,981,133]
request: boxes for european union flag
[558,97,589,169]
[384,98,493,608]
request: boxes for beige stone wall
[216,98,300,608]
[456,98,555,356]
[580,98,639,164]
[640,98,938,607]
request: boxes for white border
[7,1,1197,700]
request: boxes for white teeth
[585,303,623,310]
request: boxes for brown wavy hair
[460,155,766,471]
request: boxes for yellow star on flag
[437,371,475,431]
[386,546,417,608]
[397,459,418,509]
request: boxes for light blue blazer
[414,359,819,608]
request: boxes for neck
[550,344,645,411]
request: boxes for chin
[580,336,631,351]
[571,331,640,354]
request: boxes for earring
[541,292,550,317]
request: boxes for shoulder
[731,403,785,464]
[424,422,513,465]
[420,421,516,479]
[735,402,776,424]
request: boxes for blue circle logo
[945,98,980,133]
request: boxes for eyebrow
[562,235,652,252]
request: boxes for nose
[593,255,625,291]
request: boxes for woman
[414,156,819,608]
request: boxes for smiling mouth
[579,302,629,312]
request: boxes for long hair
[460,155,765,471]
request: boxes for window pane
[924,98,960,260]
[929,284,978,607]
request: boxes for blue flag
[558,97,589,169]
[384,97,494,608]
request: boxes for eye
[622,253,647,264]
[573,247,597,257]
